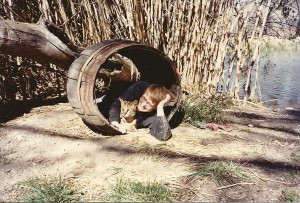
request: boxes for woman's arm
[149,94,173,141]
[149,116,172,141]
[109,98,121,123]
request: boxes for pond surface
[257,50,300,109]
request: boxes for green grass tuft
[19,175,81,202]
[191,160,251,185]
[182,95,233,124]
[107,178,177,202]
[279,191,300,202]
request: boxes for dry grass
[106,177,177,202]
[17,173,177,202]
[190,160,253,186]
[18,175,81,202]
[0,148,14,164]
[279,190,300,202]
[182,94,234,124]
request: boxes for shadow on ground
[225,108,300,136]
[102,143,300,171]
[0,96,68,123]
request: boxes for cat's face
[120,98,138,122]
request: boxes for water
[257,50,300,109]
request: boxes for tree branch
[0,19,83,69]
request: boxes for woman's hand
[157,94,171,108]
[157,94,171,116]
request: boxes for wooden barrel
[66,39,181,134]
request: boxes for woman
[109,81,175,141]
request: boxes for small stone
[248,124,254,127]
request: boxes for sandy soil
[0,102,300,201]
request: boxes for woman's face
[137,93,156,112]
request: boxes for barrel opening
[95,47,180,121]
[117,47,178,88]
[67,40,181,135]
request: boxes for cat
[119,98,138,132]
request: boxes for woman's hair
[143,84,175,105]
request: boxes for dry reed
[0,0,275,101]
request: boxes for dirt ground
[0,101,300,202]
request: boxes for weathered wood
[98,53,140,82]
[0,19,82,69]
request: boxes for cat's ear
[131,100,138,105]
[119,97,124,103]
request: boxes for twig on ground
[247,168,294,186]
[170,182,216,198]
[216,182,255,190]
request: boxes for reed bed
[0,0,275,103]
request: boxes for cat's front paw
[111,122,127,134]
[118,125,128,134]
